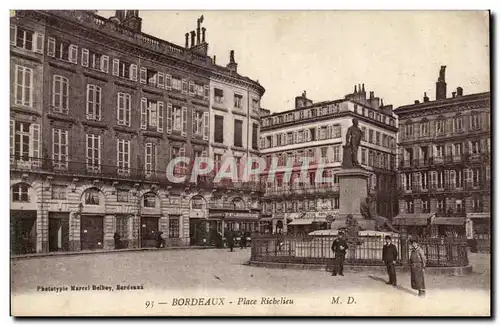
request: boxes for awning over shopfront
[467,213,490,220]
[288,219,314,226]
[392,213,434,226]
[433,216,466,225]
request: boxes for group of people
[225,230,251,252]
[330,232,427,297]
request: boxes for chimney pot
[436,65,447,100]
[202,27,206,43]
[362,84,365,92]
[369,91,374,99]
[423,92,429,102]
[452,92,456,98]
[415,100,420,104]
[190,31,196,48]
[213,55,216,64]
[185,33,189,48]
[457,86,463,96]
[354,85,357,93]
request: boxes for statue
[360,196,399,233]
[438,65,446,81]
[344,118,363,167]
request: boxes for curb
[246,261,473,276]
[10,246,217,260]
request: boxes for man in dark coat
[331,231,348,276]
[382,235,398,286]
[226,230,234,252]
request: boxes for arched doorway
[80,187,105,250]
[140,192,161,248]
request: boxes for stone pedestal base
[330,167,373,230]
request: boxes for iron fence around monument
[250,234,469,267]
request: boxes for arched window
[143,192,157,208]
[84,188,100,205]
[232,197,245,210]
[191,195,205,210]
[12,183,29,202]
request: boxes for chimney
[380,98,384,107]
[213,55,216,64]
[202,27,206,43]
[226,50,238,73]
[185,33,189,48]
[196,15,204,45]
[457,86,463,97]
[369,91,374,99]
[415,100,420,104]
[190,31,196,48]
[362,84,365,93]
[436,65,447,100]
[423,92,429,102]
[452,92,456,98]
[354,85,357,93]
[295,91,313,109]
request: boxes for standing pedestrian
[239,231,247,249]
[382,235,398,286]
[409,239,426,297]
[227,230,234,252]
[331,231,348,276]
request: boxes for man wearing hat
[331,231,348,276]
[382,235,398,286]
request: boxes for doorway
[49,213,69,252]
[141,216,159,248]
[80,215,104,250]
[10,210,37,255]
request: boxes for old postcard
[9,10,490,316]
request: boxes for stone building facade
[394,67,491,238]
[259,86,398,235]
[10,10,265,254]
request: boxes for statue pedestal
[331,167,376,230]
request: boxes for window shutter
[29,123,41,166]
[101,55,109,73]
[140,97,147,130]
[192,110,196,136]
[34,32,44,53]
[165,74,172,90]
[182,106,187,136]
[444,170,450,187]
[69,45,78,64]
[81,48,89,67]
[139,67,147,84]
[112,58,119,76]
[10,25,16,46]
[293,131,297,144]
[166,103,172,134]
[85,84,91,116]
[203,112,209,140]
[157,72,164,88]
[10,120,14,157]
[157,101,164,133]
[204,85,209,101]
[281,133,286,145]
[47,37,55,57]
[188,81,195,96]
[130,64,138,81]
[182,79,188,95]
[116,93,123,124]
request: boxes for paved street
[11,248,490,316]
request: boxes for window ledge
[212,104,228,112]
[113,125,137,135]
[49,60,77,73]
[114,79,137,90]
[11,105,42,117]
[231,109,247,117]
[11,48,43,63]
[83,69,109,83]
[191,98,209,108]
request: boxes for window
[421,172,428,190]
[84,188,100,205]
[472,168,481,187]
[470,113,481,130]
[86,134,101,172]
[117,139,130,175]
[453,116,464,132]
[333,124,341,138]
[234,119,243,147]
[214,153,222,173]
[420,121,429,136]
[436,119,445,134]
[116,216,129,239]
[112,59,136,80]
[214,88,224,103]
[117,93,131,126]
[470,140,480,154]
[333,145,341,162]
[12,184,29,202]
[14,65,33,107]
[12,26,33,51]
[194,83,204,98]
[172,77,182,91]
[437,170,444,189]
[376,131,381,146]
[141,98,164,132]
[252,99,260,113]
[406,200,414,213]
[51,185,67,200]
[52,128,68,169]
[47,38,77,63]
[472,196,483,212]
[191,196,204,209]
[361,148,367,164]
[52,75,69,113]
[167,105,186,135]
[455,169,464,188]
[140,67,158,87]
[11,121,40,165]
[320,147,328,159]
[437,198,446,213]
[169,218,180,238]
[405,123,413,138]
[454,143,463,156]
[145,143,157,177]
[361,127,366,140]
[82,49,109,73]
[436,145,445,157]
[252,123,259,150]
[422,199,430,213]
[368,129,374,143]
[86,84,101,121]
[234,94,243,108]
[214,115,224,143]
[143,193,156,208]
[117,189,129,203]
[369,111,374,119]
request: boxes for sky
[99,10,490,113]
